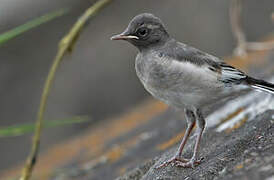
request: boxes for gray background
[0,0,273,172]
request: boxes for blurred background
[0,0,273,173]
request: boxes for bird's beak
[110,33,139,40]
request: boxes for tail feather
[246,77,274,94]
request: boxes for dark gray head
[111,13,170,50]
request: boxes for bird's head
[111,13,170,50]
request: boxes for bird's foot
[174,157,202,168]
[156,156,202,169]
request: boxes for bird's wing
[218,62,247,85]
[161,40,247,85]
[162,40,221,67]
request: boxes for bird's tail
[246,77,274,94]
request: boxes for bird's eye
[137,27,149,37]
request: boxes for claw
[155,156,189,169]
[156,156,203,169]
[156,156,193,169]
[175,158,200,168]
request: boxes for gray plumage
[111,13,274,168]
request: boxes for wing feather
[219,63,246,85]
[159,39,247,85]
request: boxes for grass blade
[0,116,88,137]
[0,8,69,46]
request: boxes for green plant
[0,8,68,46]
[0,6,91,179]
[0,116,88,137]
[19,0,113,180]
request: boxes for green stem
[20,0,112,179]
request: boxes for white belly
[135,52,224,109]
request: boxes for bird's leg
[156,109,196,169]
[175,108,205,168]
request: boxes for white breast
[135,52,224,108]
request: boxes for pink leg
[175,108,205,168]
[156,109,199,169]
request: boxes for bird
[110,13,274,168]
